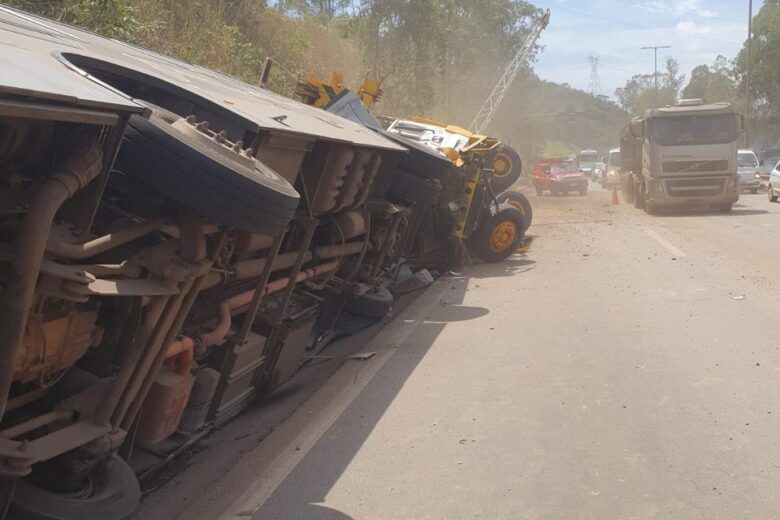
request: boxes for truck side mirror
[630,120,645,138]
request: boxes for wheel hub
[489,220,517,253]
[493,154,511,177]
[162,114,284,185]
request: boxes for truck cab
[620,99,742,214]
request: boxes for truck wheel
[623,178,635,204]
[579,188,588,196]
[468,203,525,263]
[633,181,643,209]
[116,105,299,235]
[769,185,778,202]
[490,145,522,193]
[10,456,140,520]
[345,285,394,319]
[497,191,532,232]
[717,203,732,213]
[387,168,442,205]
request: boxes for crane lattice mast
[468,10,550,135]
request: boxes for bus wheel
[10,456,140,520]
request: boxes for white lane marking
[219,281,451,519]
[644,228,686,257]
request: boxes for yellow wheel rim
[493,153,512,178]
[489,220,517,253]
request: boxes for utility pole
[641,45,671,108]
[745,0,753,148]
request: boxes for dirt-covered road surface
[138,186,780,520]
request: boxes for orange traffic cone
[611,187,620,205]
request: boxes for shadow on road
[729,209,771,216]
[656,207,770,218]
[469,255,536,279]
[254,263,521,518]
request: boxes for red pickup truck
[532,159,588,196]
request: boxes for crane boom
[468,10,550,135]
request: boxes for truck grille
[663,160,729,173]
[663,177,727,197]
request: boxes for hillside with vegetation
[6,0,629,163]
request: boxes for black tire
[623,177,635,204]
[751,188,758,194]
[769,185,778,202]
[468,203,525,263]
[633,181,643,209]
[717,203,732,213]
[387,168,442,205]
[490,145,523,193]
[579,188,587,196]
[335,311,379,336]
[497,191,532,232]
[10,456,140,520]
[115,109,299,235]
[345,285,394,319]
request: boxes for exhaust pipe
[0,133,103,422]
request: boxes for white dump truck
[620,99,743,214]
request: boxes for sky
[531,0,762,99]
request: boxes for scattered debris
[348,352,376,361]
[732,295,745,300]
[394,268,434,295]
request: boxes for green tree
[736,0,780,115]
[682,56,736,104]
[356,0,541,117]
[6,0,141,41]
[683,64,710,100]
[615,57,685,116]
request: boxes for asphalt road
[141,185,780,520]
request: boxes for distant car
[768,160,780,202]
[737,149,761,193]
[758,149,780,187]
[578,149,600,179]
[532,160,588,196]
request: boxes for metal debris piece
[347,352,376,361]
